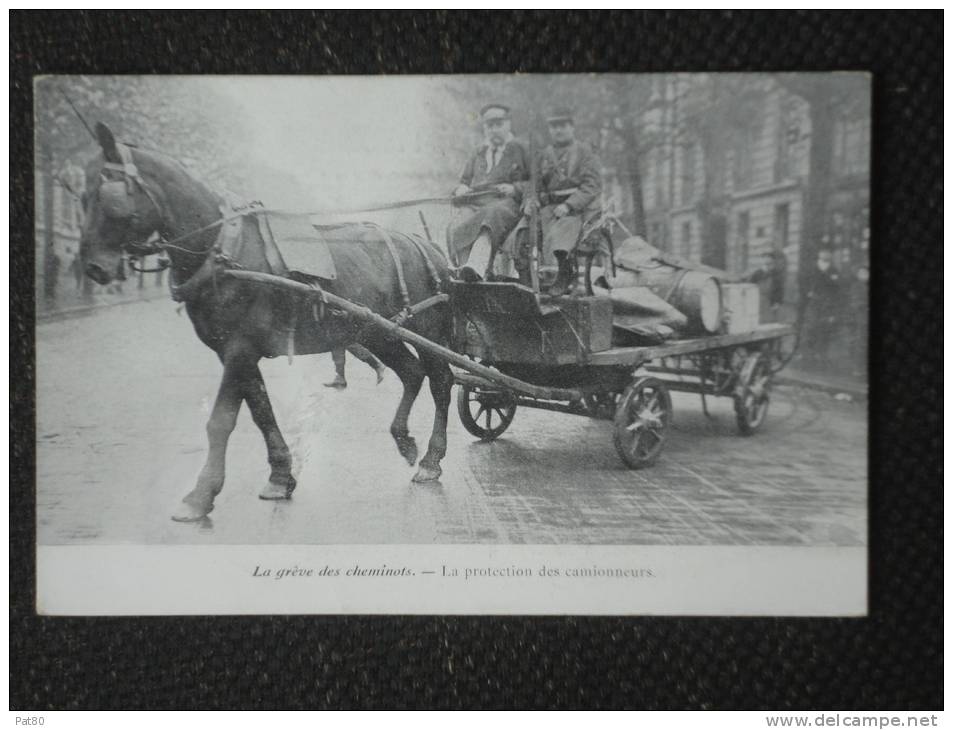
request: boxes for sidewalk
[777,366,868,400]
[37,282,169,322]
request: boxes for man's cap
[480,103,511,121]
[547,107,575,124]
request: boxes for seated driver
[523,106,603,296]
[448,103,530,282]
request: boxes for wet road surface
[36,300,867,546]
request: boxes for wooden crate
[450,282,613,365]
[722,283,761,334]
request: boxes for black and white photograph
[34,72,871,615]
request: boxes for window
[653,148,667,209]
[736,211,750,272]
[642,149,658,209]
[774,96,799,183]
[680,143,697,205]
[732,106,763,191]
[774,203,790,251]
[681,221,692,257]
[833,117,870,177]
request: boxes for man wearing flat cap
[523,107,603,296]
[449,103,531,282]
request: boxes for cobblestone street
[36,299,867,547]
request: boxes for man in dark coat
[803,247,844,369]
[847,263,869,377]
[522,107,603,295]
[449,103,530,282]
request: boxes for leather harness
[98,144,451,354]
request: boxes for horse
[79,122,454,523]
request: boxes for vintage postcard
[35,73,869,615]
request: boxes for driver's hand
[453,184,471,197]
[554,203,571,218]
[522,198,539,216]
[495,183,515,197]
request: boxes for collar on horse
[168,204,251,303]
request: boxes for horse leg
[242,365,296,501]
[412,352,453,483]
[370,340,425,466]
[172,341,253,522]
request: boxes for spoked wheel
[734,352,771,435]
[457,384,517,441]
[613,377,673,469]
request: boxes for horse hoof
[412,464,442,483]
[395,437,418,466]
[171,501,213,522]
[258,480,294,501]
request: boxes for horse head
[80,122,167,285]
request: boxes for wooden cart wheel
[457,384,517,441]
[613,377,672,469]
[734,352,771,435]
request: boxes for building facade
[35,158,86,302]
[639,76,870,304]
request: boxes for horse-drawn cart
[77,125,795,522]
[225,269,794,470]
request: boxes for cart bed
[586,323,793,367]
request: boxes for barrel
[606,267,723,335]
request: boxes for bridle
[96,143,213,272]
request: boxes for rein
[104,151,452,318]
[121,190,502,262]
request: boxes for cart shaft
[223,269,584,401]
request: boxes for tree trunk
[625,132,647,238]
[614,80,648,239]
[40,145,57,304]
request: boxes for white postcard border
[37,544,866,616]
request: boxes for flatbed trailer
[452,322,794,468]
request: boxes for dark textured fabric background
[10,11,941,709]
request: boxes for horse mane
[132,147,221,204]
[127,146,225,237]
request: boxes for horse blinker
[99,180,136,219]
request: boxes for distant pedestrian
[847,264,869,377]
[324,345,387,389]
[803,247,843,369]
[67,247,83,291]
[45,250,61,302]
[746,251,785,323]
